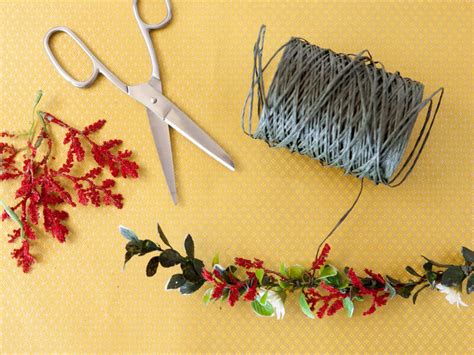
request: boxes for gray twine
[242,26,444,186]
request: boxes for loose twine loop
[241,25,444,256]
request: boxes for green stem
[0,199,24,239]
[28,90,43,143]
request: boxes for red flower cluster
[202,268,258,306]
[1,112,139,272]
[312,243,331,271]
[347,268,389,315]
[302,243,389,318]
[11,240,35,273]
[304,282,347,318]
[304,267,389,318]
[234,257,264,269]
[0,138,21,180]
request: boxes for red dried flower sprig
[1,92,139,272]
[120,224,473,319]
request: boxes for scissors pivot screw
[150,97,158,104]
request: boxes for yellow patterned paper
[0,0,472,353]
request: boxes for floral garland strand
[119,224,472,319]
[0,91,139,272]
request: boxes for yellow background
[1,0,472,353]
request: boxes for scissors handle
[132,0,172,79]
[44,26,128,93]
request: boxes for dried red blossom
[312,243,331,271]
[1,107,139,272]
[347,268,369,292]
[364,268,386,285]
[347,268,389,316]
[11,240,35,273]
[228,286,240,306]
[304,285,347,318]
[202,266,250,306]
[211,283,225,299]
[243,279,258,301]
[201,268,214,282]
[0,140,21,180]
[234,257,264,269]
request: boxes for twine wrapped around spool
[242,26,444,187]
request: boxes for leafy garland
[119,224,472,319]
[0,92,139,272]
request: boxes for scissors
[43,0,234,205]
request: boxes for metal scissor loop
[44,26,127,93]
[132,0,172,79]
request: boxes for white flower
[258,289,286,320]
[436,284,468,308]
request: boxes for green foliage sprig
[120,224,472,319]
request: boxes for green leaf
[181,260,202,283]
[0,200,23,229]
[397,284,416,298]
[125,241,141,254]
[421,256,452,268]
[385,275,401,286]
[255,269,265,285]
[343,297,354,317]
[423,262,433,272]
[461,265,472,276]
[299,292,315,319]
[405,266,422,278]
[384,279,397,299]
[288,264,305,280]
[123,239,160,268]
[139,240,160,255]
[426,271,437,288]
[157,223,172,248]
[202,287,213,304]
[441,266,465,287]
[326,273,349,289]
[191,259,204,279]
[166,274,186,290]
[123,251,133,269]
[118,225,138,241]
[278,280,289,289]
[146,256,160,277]
[461,246,474,263]
[260,290,269,305]
[212,253,219,266]
[318,264,337,280]
[466,274,474,294]
[159,249,182,268]
[226,265,237,274]
[412,284,429,304]
[184,234,194,258]
[279,263,288,277]
[251,299,274,317]
[353,295,364,302]
[179,279,204,295]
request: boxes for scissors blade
[163,105,235,171]
[127,83,234,171]
[146,108,177,204]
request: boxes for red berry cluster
[1,111,139,272]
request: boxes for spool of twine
[242,25,444,187]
